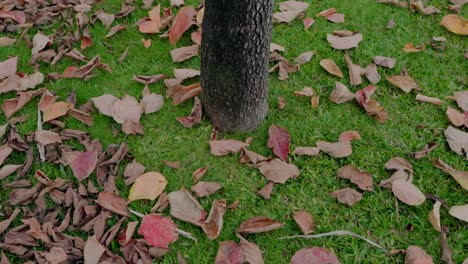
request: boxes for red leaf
[168,6,197,45]
[267,124,290,161]
[71,151,98,181]
[138,214,178,249]
[290,247,340,264]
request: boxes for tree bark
[201,0,273,132]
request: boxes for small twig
[395,196,399,222]
[128,208,145,218]
[278,230,388,253]
[37,109,45,162]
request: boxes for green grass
[1,0,467,263]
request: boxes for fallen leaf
[35,130,62,146]
[0,37,16,47]
[97,11,115,29]
[0,72,45,95]
[355,85,388,123]
[176,96,202,128]
[446,107,467,127]
[403,43,425,53]
[279,1,310,12]
[444,126,468,157]
[278,96,287,109]
[330,82,355,104]
[373,56,397,69]
[0,144,13,166]
[428,201,441,231]
[141,87,164,114]
[364,64,381,84]
[0,208,20,234]
[257,181,274,200]
[174,68,200,81]
[237,216,284,234]
[327,33,363,50]
[92,94,118,117]
[392,179,426,206]
[237,234,264,264]
[320,59,344,78]
[141,38,152,48]
[209,139,249,156]
[270,43,285,53]
[387,72,420,93]
[294,87,315,97]
[117,221,138,246]
[316,141,352,158]
[385,157,413,172]
[169,6,196,44]
[317,8,337,17]
[71,151,97,181]
[327,13,345,23]
[293,210,315,235]
[448,204,468,222]
[133,74,165,84]
[331,188,362,206]
[311,96,319,108]
[294,51,315,65]
[440,14,468,35]
[303,17,315,29]
[129,172,168,201]
[111,95,143,124]
[171,0,185,7]
[267,124,290,161]
[32,33,50,55]
[191,181,223,197]
[139,5,161,33]
[201,199,227,240]
[293,147,320,156]
[84,236,106,264]
[410,142,438,159]
[454,91,468,111]
[0,164,22,180]
[138,214,178,248]
[273,11,303,23]
[215,241,244,264]
[344,52,363,86]
[337,165,374,191]
[41,247,68,264]
[411,0,441,15]
[257,159,300,184]
[433,159,468,190]
[415,94,443,105]
[192,166,208,182]
[170,45,199,62]
[105,24,126,38]
[290,247,340,264]
[168,188,206,226]
[0,57,18,79]
[405,246,434,264]
[96,191,129,217]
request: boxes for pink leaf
[267,124,290,161]
[138,214,178,249]
[70,151,98,181]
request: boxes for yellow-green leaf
[128,172,168,202]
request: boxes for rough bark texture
[201,0,273,132]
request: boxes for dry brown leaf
[331,188,362,206]
[0,164,22,180]
[294,87,315,97]
[167,188,206,226]
[141,38,152,48]
[176,96,202,128]
[35,130,62,146]
[392,179,426,206]
[415,94,443,105]
[278,96,286,109]
[440,14,468,35]
[385,157,413,172]
[257,158,300,184]
[448,204,468,222]
[32,33,50,55]
[84,235,106,264]
[290,247,340,264]
[364,63,381,84]
[317,8,337,17]
[0,37,16,47]
[327,33,363,50]
[428,201,441,231]
[454,91,468,111]
[387,72,420,93]
[294,51,315,65]
[42,102,72,122]
[236,233,264,264]
[128,172,168,201]
[209,139,249,156]
[270,43,285,53]
[411,0,441,15]
[411,142,438,159]
[92,94,118,117]
[446,107,467,127]
[433,159,468,190]
[237,216,284,234]
[105,24,126,38]
[0,144,13,166]
[405,246,434,264]
[168,6,196,45]
[141,86,164,114]
[201,199,227,240]
[192,166,208,182]
[373,56,396,69]
[331,81,355,104]
[0,72,45,95]
[191,181,223,197]
[215,240,244,264]
[139,5,162,33]
[344,52,363,86]
[97,11,115,29]
[279,1,310,12]
[293,147,320,156]
[95,191,129,217]
[444,126,468,157]
[320,59,344,78]
[0,57,18,80]
[170,45,199,62]
[316,141,352,158]
[173,68,200,81]
[257,181,274,200]
[337,165,374,191]
[403,43,425,53]
[273,11,303,23]
[293,210,314,235]
[111,95,143,124]
[303,17,315,29]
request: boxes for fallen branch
[278,230,388,252]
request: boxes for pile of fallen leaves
[1,0,467,263]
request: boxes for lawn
[0,0,467,263]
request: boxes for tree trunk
[201,0,273,132]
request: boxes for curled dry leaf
[201,199,227,240]
[433,159,468,190]
[270,43,285,52]
[385,157,413,172]
[111,95,143,124]
[444,126,468,157]
[446,107,467,127]
[317,8,337,17]
[454,91,468,112]
[303,17,315,29]
[237,216,284,235]
[327,13,345,23]
[411,0,440,15]
[290,247,340,264]
[411,142,438,159]
[327,33,363,50]
[373,56,396,69]
[192,166,208,182]
[294,51,315,65]
[257,181,274,200]
[177,96,202,128]
[96,191,129,217]
[133,74,165,84]
[191,181,223,197]
[405,246,434,264]
[293,210,315,235]
[428,201,441,231]
[294,87,315,97]
[331,188,362,206]
[237,233,264,264]
[209,139,249,156]
[138,214,178,248]
[387,72,420,93]
[169,6,197,45]
[117,221,138,246]
[32,33,50,55]
[440,14,468,35]
[344,52,363,86]
[42,102,72,122]
[330,82,355,104]
[320,59,343,78]
[71,151,98,181]
[355,86,388,123]
[168,188,206,226]
[215,241,244,264]
[391,179,426,206]
[293,147,320,156]
[170,45,199,62]
[448,204,468,222]
[415,94,443,105]
[337,165,374,191]
[267,124,290,161]
[128,172,168,202]
[257,158,300,184]
[0,144,13,166]
[105,24,126,38]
